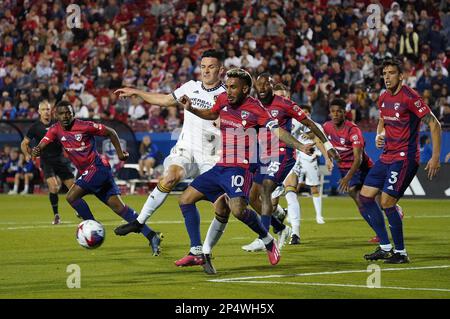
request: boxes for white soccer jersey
[291,119,323,160]
[172,80,225,154]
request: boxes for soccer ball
[76,220,105,249]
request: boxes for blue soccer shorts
[76,164,121,203]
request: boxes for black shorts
[41,156,74,180]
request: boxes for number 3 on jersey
[231,175,244,193]
[388,171,398,185]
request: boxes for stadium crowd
[0,0,449,132]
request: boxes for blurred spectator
[128,96,146,121]
[399,23,419,62]
[148,105,166,132]
[385,2,404,25]
[138,135,159,178]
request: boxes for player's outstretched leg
[108,195,162,256]
[66,185,95,220]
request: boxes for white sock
[23,184,29,193]
[285,191,300,236]
[394,249,407,255]
[261,233,274,245]
[203,217,227,254]
[190,245,203,255]
[312,195,322,219]
[380,244,393,251]
[137,186,169,224]
[275,205,284,217]
[13,184,18,192]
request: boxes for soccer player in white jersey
[113,50,226,253]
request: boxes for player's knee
[380,197,397,209]
[178,191,194,206]
[162,173,181,190]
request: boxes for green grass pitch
[0,194,449,299]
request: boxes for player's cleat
[364,246,393,261]
[368,236,380,243]
[289,234,301,245]
[8,190,18,195]
[241,238,266,252]
[265,239,280,265]
[114,219,143,236]
[52,214,61,225]
[175,253,205,267]
[396,204,404,219]
[148,232,163,256]
[20,190,28,195]
[202,253,217,275]
[276,225,292,250]
[384,252,410,264]
[316,216,325,224]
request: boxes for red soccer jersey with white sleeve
[378,85,430,163]
[41,119,109,171]
[211,92,276,169]
[262,95,307,159]
[323,120,373,170]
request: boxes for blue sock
[261,215,271,232]
[180,204,202,248]
[271,216,285,233]
[69,199,95,220]
[358,206,375,231]
[359,195,390,245]
[384,206,404,251]
[118,206,153,238]
[238,209,268,238]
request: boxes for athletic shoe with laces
[148,232,163,256]
[276,225,292,250]
[364,246,394,261]
[52,214,61,225]
[368,236,380,243]
[175,253,205,267]
[241,238,266,252]
[273,207,288,223]
[384,252,410,264]
[202,253,216,275]
[265,239,280,265]
[8,190,18,195]
[289,234,300,245]
[114,220,143,236]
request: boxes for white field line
[213,280,450,293]
[1,214,450,231]
[209,265,450,282]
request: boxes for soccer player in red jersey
[242,73,340,251]
[175,68,315,273]
[360,58,442,264]
[323,98,379,241]
[31,101,162,255]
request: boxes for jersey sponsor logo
[75,134,82,142]
[241,110,249,119]
[271,110,279,117]
[383,115,399,121]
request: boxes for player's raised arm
[114,87,178,108]
[103,126,129,161]
[178,94,219,120]
[299,117,340,162]
[421,112,442,180]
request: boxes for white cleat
[20,190,28,195]
[8,190,18,195]
[241,238,266,252]
[316,216,325,224]
[276,225,292,250]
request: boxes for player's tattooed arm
[422,112,442,180]
[178,95,219,120]
[104,126,129,161]
[300,117,340,162]
[272,127,315,155]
